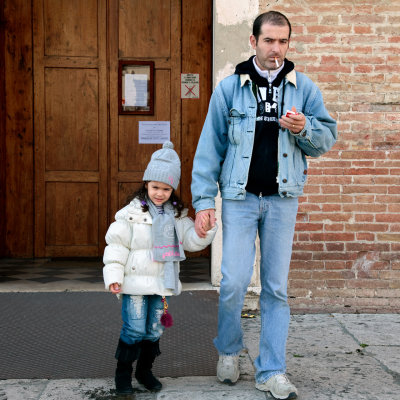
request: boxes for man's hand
[195,209,216,238]
[279,106,306,134]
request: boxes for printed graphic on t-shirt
[256,86,280,122]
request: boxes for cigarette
[275,57,279,68]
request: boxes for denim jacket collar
[240,70,297,88]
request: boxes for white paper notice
[125,74,148,107]
[139,121,170,144]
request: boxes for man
[191,11,337,400]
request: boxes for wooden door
[33,0,212,257]
[33,0,108,257]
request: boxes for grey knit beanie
[143,141,181,190]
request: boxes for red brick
[355,289,376,298]
[343,204,386,212]
[376,214,400,223]
[289,279,325,289]
[347,279,390,289]
[377,233,400,242]
[379,270,400,279]
[324,224,345,232]
[292,242,324,252]
[312,252,357,261]
[321,204,342,212]
[310,233,354,241]
[288,271,312,280]
[345,242,390,252]
[325,261,350,270]
[355,214,374,222]
[326,243,345,252]
[290,261,324,270]
[291,252,313,261]
[375,289,400,298]
[295,223,323,231]
[345,223,389,232]
[356,233,375,241]
[342,185,387,194]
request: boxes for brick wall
[258,1,400,312]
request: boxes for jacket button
[129,217,133,220]
[304,170,307,175]
[282,179,287,183]
[301,132,306,137]
[283,153,288,157]
[282,191,287,196]
[144,218,147,221]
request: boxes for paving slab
[332,313,400,346]
[366,346,400,375]
[0,380,48,400]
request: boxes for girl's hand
[109,283,121,294]
[195,209,215,237]
[202,215,216,232]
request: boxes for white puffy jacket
[103,198,217,296]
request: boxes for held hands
[279,106,306,134]
[109,282,121,294]
[194,209,216,238]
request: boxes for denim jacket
[191,69,337,213]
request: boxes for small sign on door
[181,73,200,99]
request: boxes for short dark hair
[252,11,292,41]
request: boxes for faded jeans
[213,193,298,383]
[120,294,165,344]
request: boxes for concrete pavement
[1,313,399,400]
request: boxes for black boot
[135,339,162,392]
[114,339,141,395]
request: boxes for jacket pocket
[228,108,245,145]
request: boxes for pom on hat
[163,141,174,149]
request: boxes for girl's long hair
[126,182,185,217]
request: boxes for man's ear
[250,34,257,50]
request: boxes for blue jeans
[213,193,298,383]
[120,294,166,344]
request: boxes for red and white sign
[181,73,200,99]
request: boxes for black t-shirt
[234,56,294,196]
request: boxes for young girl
[103,141,217,395]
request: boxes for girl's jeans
[120,294,165,344]
[213,193,298,383]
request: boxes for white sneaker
[216,355,240,384]
[255,374,298,399]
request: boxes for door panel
[118,0,171,59]
[45,68,99,171]
[45,182,98,246]
[43,0,98,57]
[34,0,107,257]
